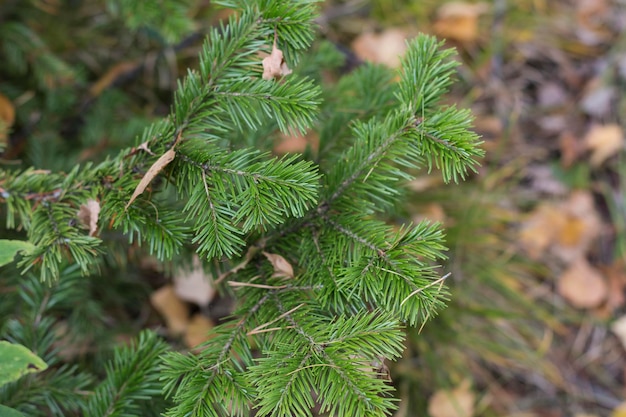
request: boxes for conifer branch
[83,331,169,417]
[1,1,484,415]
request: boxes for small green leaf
[0,240,35,267]
[0,404,27,417]
[0,341,48,387]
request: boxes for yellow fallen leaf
[518,204,566,260]
[263,251,294,279]
[150,285,189,335]
[553,191,602,263]
[184,313,214,348]
[77,199,101,237]
[428,379,475,417]
[519,191,601,263]
[584,124,623,166]
[352,29,409,68]
[557,258,607,309]
[433,2,489,43]
[611,402,626,417]
[125,148,176,210]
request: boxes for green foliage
[0,341,47,387]
[83,330,169,417]
[0,240,34,267]
[0,404,26,417]
[0,0,483,416]
[106,0,196,43]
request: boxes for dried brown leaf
[553,191,602,262]
[263,251,294,279]
[433,2,488,43]
[584,124,624,166]
[519,204,566,260]
[262,42,292,80]
[125,148,176,210]
[77,199,101,237]
[557,258,607,309]
[184,314,214,348]
[351,29,408,68]
[150,285,189,335]
[519,191,601,263]
[137,141,155,155]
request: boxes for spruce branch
[83,330,169,417]
[1,1,486,416]
[0,0,323,279]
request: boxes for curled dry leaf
[136,141,155,155]
[351,28,408,68]
[173,255,216,307]
[557,257,607,309]
[584,124,624,167]
[263,251,294,279]
[125,148,176,210]
[262,41,292,80]
[150,285,189,335]
[77,199,101,237]
[428,379,475,417]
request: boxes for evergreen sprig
[83,330,169,417]
[0,0,484,415]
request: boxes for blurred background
[2,0,626,416]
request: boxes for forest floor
[323,1,626,416]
